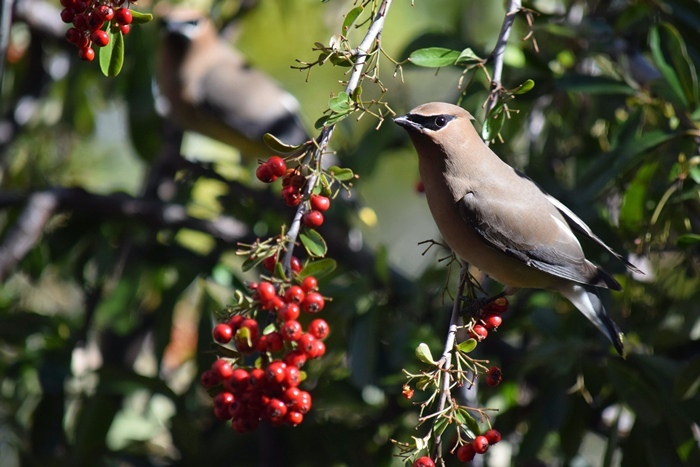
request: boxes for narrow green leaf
[98,29,124,77]
[342,5,363,33]
[297,258,336,279]
[456,407,480,434]
[513,79,535,95]
[674,356,700,400]
[456,339,477,353]
[408,47,460,68]
[433,416,449,437]
[300,228,327,258]
[557,75,636,95]
[130,10,154,25]
[659,23,698,107]
[328,165,354,181]
[649,26,688,107]
[329,92,352,113]
[263,133,303,154]
[415,343,436,364]
[677,234,700,248]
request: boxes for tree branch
[484,0,521,117]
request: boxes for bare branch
[484,0,522,117]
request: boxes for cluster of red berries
[200,276,329,432]
[469,296,508,342]
[61,0,133,61]
[456,429,502,463]
[255,156,331,228]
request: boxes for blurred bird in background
[395,102,642,356]
[155,8,309,158]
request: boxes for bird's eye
[434,116,447,128]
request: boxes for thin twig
[484,0,521,118]
[283,0,394,271]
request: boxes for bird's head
[159,9,212,46]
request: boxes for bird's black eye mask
[405,114,456,132]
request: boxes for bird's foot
[459,291,506,317]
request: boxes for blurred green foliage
[1,0,699,466]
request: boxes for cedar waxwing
[156,9,309,157]
[395,102,642,356]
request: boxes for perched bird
[156,9,309,157]
[395,102,641,355]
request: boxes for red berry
[73,13,89,30]
[308,318,330,340]
[118,24,130,35]
[482,313,502,330]
[311,339,326,358]
[484,296,509,314]
[473,435,489,454]
[284,285,305,305]
[302,210,324,228]
[266,331,284,352]
[256,163,276,183]
[90,30,109,47]
[60,7,75,23]
[267,156,287,177]
[60,0,75,7]
[256,281,276,303]
[292,391,312,413]
[283,365,301,387]
[227,315,244,331]
[266,360,287,384]
[278,303,300,321]
[281,185,302,206]
[415,180,425,193]
[283,349,307,368]
[284,386,301,403]
[254,335,268,352]
[248,368,266,389]
[87,11,104,30]
[265,296,285,313]
[199,370,218,388]
[413,456,435,467]
[225,368,249,393]
[470,324,488,341]
[310,195,330,212]
[457,443,475,462]
[484,429,501,445]
[212,323,233,343]
[290,256,302,273]
[65,27,82,45]
[266,398,287,422]
[298,333,317,357]
[301,276,318,292]
[211,359,233,380]
[214,391,235,409]
[285,410,303,426]
[78,46,94,61]
[301,292,325,313]
[281,320,303,342]
[262,255,277,272]
[114,7,132,25]
[239,318,260,342]
[97,4,114,21]
[485,366,503,387]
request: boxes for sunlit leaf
[456,339,477,353]
[408,47,460,68]
[99,29,124,77]
[415,343,436,364]
[264,133,304,154]
[513,79,535,95]
[297,258,336,279]
[328,166,354,181]
[300,228,327,258]
[342,5,364,33]
[130,10,154,25]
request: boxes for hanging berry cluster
[395,293,509,465]
[201,278,329,431]
[200,148,354,433]
[60,0,152,74]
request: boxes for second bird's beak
[393,115,416,131]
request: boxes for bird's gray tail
[558,284,625,356]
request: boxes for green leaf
[342,5,363,33]
[456,338,477,353]
[99,29,124,77]
[415,343,436,364]
[455,47,482,65]
[677,234,700,248]
[408,47,460,68]
[328,165,354,181]
[481,110,505,141]
[660,23,698,107]
[130,10,154,25]
[513,79,535,95]
[329,92,352,113]
[300,228,327,258]
[456,407,480,434]
[649,25,689,107]
[263,133,304,154]
[297,258,336,279]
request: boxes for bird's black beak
[394,114,419,132]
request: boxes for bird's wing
[458,187,619,289]
[544,193,644,274]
